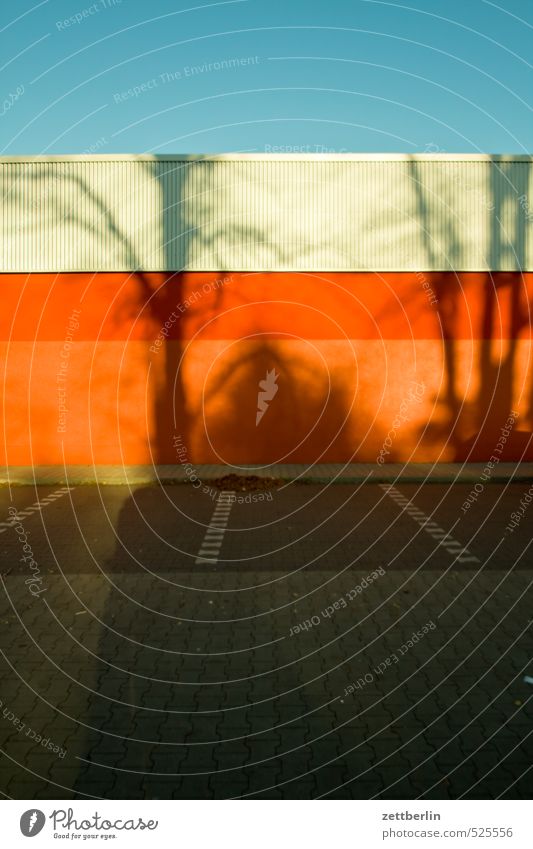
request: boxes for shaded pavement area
[0,481,531,799]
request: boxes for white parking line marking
[379,483,479,563]
[0,487,74,533]
[195,491,234,565]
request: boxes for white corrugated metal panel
[1,154,532,272]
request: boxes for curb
[1,464,533,486]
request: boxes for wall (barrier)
[2,270,531,465]
[2,154,532,466]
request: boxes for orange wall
[2,272,532,465]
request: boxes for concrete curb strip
[1,463,532,485]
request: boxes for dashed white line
[195,490,234,565]
[380,483,479,563]
[0,486,74,533]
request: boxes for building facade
[1,153,532,465]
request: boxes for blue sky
[1,0,531,154]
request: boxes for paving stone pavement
[0,482,531,799]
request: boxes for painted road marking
[379,483,479,563]
[0,487,74,533]
[195,491,234,565]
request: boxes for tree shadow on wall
[4,162,192,462]
[156,159,357,465]
[406,155,533,462]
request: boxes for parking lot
[0,479,531,799]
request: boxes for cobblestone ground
[0,482,531,799]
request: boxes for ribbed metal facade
[1,154,532,272]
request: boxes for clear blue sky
[1,0,531,154]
